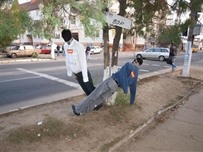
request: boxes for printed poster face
[67,49,73,54]
[131,71,135,78]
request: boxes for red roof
[19,0,41,11]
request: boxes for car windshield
[11,46,20,50]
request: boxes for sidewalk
[112,87,203,152]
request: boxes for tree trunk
[106,0,127,105]
[111,0,127,74]
[103,24,110,80]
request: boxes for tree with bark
[0,0,32,49]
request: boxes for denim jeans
[170,56,176,71]
[57,50,60,56]
[75,77,118,114]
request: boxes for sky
[18,0,31,4]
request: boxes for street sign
[193,24,202,36]
[105,12,132,29]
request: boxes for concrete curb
[108,81,203,152]
[0,58,55,63]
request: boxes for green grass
[6,116,86,144]
[0,126,5,131]
[138,75,159,85]
[99,136,124,152]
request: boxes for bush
[32,53,38,58]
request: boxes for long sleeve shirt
[63,39,89,82]
[112,62,139,105]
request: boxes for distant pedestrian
[56,45,60,56]
[169,42,177,71]
[61,29,95,96]
[86,46,91,60]
[62,45,65,56]
[71,58,143,116]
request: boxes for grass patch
[177,95,184,100]
[115,88,130,107]
[163,100,176,108]
[107,88,142,122]
[107,88,129,121]
[6,116,87,144]
[0,126,5,131]
[31,53,38,58]
[138,75,159,85]
[99,136,124,152]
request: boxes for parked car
[135,48,169,61]
[47,43,63,53]
[2,44,18,53]
[191,45,198,53]
[6,45,41,58]
[37,46,51,54]
[89,46,102,54]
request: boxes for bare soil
[0,67,202,152]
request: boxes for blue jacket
[112,62,139,105]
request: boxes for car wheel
[159,56,165,61]
[136,54,142,58]
[11,53,17,58]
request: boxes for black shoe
[93,104,103,111]
[71,105,80,116]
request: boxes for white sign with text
[105,12,132,29]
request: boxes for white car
[135,48,169,61]
[89,46,102,54]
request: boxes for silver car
[135,48,169,61]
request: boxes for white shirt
[63,39,88,82]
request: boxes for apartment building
[14,0,148,51]
[14,0,104,47]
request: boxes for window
[154,49,161,52]
[161,49,168,52]
[70,17,75,24]
[146,49,153,52]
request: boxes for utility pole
[182,0,203,76]
[182,10,197,77]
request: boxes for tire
[11,53,17,58]
[136,54,142,58]
[159,56,165,61]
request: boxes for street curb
[0,58,55,63]
[108,80,203,152]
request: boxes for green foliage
[158,24,182,47]
[31,52,38,58]
[0,0,32,48]
[127,0,169,38]
[29,0,107,40]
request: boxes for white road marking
[152,64,160,66]
[164,66,170,68]
[139,69,149,72]
[0,76,41,83]
[16,68,81,89]
[142,63,149,65]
